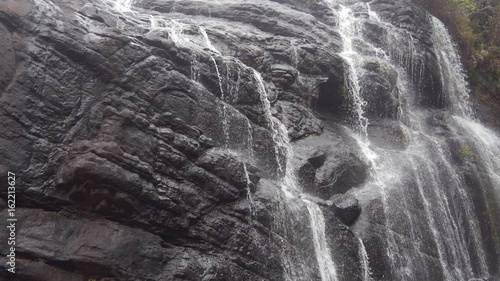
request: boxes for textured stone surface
[330,193,362,226]
[294,130,369,200]
[0,0,498,280]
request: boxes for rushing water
[324,1,497,280]
[131,2,340,278]
[106,0,499,280]
[305,200,339,281]
[431,18,474,117]
[358,238,372,281]
[327,2,370,136]
[253,68,339,281]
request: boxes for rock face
[329,194,362,226]
[0,0,499,280]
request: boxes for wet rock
[294,130,369,200]
[196,149,261,193]
[271,64,297,87]
[277,100,324,140]
[359,67,399,119]
[314,151,368,198]
[1,0,497,280]
[322,206,364,281]
[329,193,362,226]
[363,234,395,281]
[0,22,15,92]
[367,120,410,150]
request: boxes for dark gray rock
[294,130,369,200]
[196,149,260,193]
[322,206,364,281]
[1,0,498,280]
[311,147,368,198]
[0,22,15,93]
[271,64,298,87]
[329,193,362,226]
[276,100,324,140]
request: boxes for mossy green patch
[458,145,477,162]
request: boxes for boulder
[294,130,369,200]
[329,193,362,226]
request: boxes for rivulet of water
[305,200,339,281]
[253,69,339,281]
[105,0,499,280]
[358,238,372,281]
[325,1,369,136]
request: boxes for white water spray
[334,4,370,136]
[305,200,339,281]
[431,18,474,117]
[358,238,372,281]
[253,69,338,281]
[114,0,133,13]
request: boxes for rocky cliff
[0,0,499,280]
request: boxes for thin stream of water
[109,0,498,279]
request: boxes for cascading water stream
[358,238,372,281]
[119,1,340,278]
[106,0,499,279]
[322,1,494,280]
[431,18,474,117]
[305,200,339,281]
[253,70,339,281]
[198,27,231,148]
[114,0,132,13]
[243,163,255,217]
[252,70,291,184]
[147,15,234,147]
[324,2,397,278]
[327,2,370,137]
[456,116,500,191]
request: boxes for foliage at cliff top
[413,0,500,118]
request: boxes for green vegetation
[413,0,500,116]
[458,145,477,162]
[340,85,353,111]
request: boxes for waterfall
[431,17,474,117]
[252,70,291,182]
[321,1,495,280]
[326,1,370,136]
[358,238,372,281]
[253,70,339,281]
[305,200,339,281]
[108,0,498,279]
